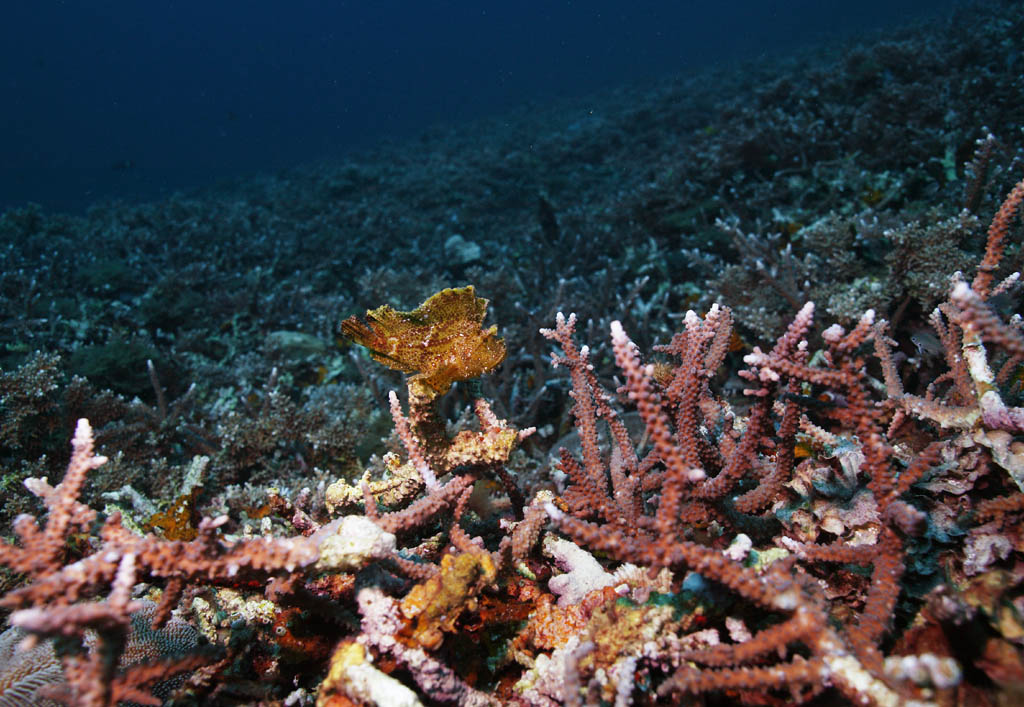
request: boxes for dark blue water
[2,1,960,213]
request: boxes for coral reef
[1,2,1024,704]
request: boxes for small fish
[909,330,943,360]
[780,392,839,410]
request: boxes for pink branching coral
[531,177,1024,705]
[542,305,928,704]
[1,174,1022,705]
[0,418,447,705]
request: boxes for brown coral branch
[972,176,1024,299]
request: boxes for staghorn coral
[1,182,1022,705]
[3,238,1024,704]
[2,23,1024,695]
[0,600,201,707]
[342,287,533,541]
[518,177,1024,705]
[877,178,1024,487]
[0,417,473,705]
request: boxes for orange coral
[271,607,333,663]
[514,586,619,655]
[466,574,540,631]
[306,572,356,603]
[341,286,506,399]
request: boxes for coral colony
[2,3,1024,707]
